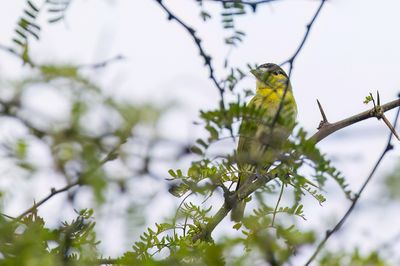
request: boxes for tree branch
[281,0,327,66]
[12,141,124,222]
[310,98,400,143]
[304,101,400,266]
[272,0,327,129]
[153,0,225,108]
[15,182,79,221]
[77,54,126,69]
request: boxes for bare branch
[78,54,125,69]
[273,0,327,128]
[304,105,400,266]
[153,0,225,108]
[15,182,79,221]
[311,98,400,143]
[281,0,327,66]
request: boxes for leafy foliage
[161,80,355,264]
[0,63,164,204]
[319,249,390,266]
[0,209,99,266]
[220,1,247,47]
[12,0,41,64]
[11,0,74,64]
[47,0,73,23]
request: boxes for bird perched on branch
[231,63,298,222]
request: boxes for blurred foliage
[0,0,397,265]
[0,63,164,203]
[0,209,99,266]
[319,249,390,266]
[383,160,400,200]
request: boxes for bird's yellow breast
[251,79,297,116]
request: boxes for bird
[231,63,298,222]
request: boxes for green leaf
[364,94,373,104]
[205,125,219,141]
[168,169,176,178]
[15,139,27,159]
[27,0,39,13]
[191,145,204,156]
[233,223,242,230]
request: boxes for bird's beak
[250,69,261,80]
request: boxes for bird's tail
[231,199,246,222]
[230,169,251,222]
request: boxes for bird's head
[250,63,290,91]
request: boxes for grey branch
[311,98,400,143]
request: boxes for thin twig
[271,181,284,226]
[78,54,125,69]
[153,0,225,108]
[272,0,327,128]
[15,182,79,221]
[173,192,194,237]
[281,0,327,66]
[304,105,400,266]
[13,141,123,222]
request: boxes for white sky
[1,0,400,262]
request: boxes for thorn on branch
[188,27,196,35]
[386,143,394,152]
[377,90,381,106]
[316,99,329,129]
[370,92,377,109]
[381,114,400,141]
[325,230,331,237]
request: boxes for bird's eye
[272,71,278,76]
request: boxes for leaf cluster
[0,209,99,266]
